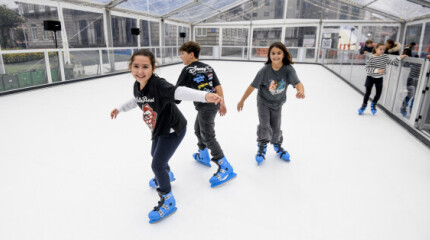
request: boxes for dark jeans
[257,102,283,144]
[151,128,186,193]
[363,76,383,105]
[194,107,224,160]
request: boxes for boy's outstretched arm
[237,85,255,111]
[295,82,305,99]
[215,85,226,116]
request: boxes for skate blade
[149,207,177,224]
[210,172,237,188]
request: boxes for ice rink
[1,61,430,240]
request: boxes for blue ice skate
[149,171,176,188]
[358,104,367,115]
[193,148,211,167]
[273,144,290,161]
[209,157,237,188]
[370,102,377,115]
[148,189,177,224]
[256,143,267,165]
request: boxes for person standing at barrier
[400,47,420,117]
[358,43,407,115]
[360,40,374,55]
[110,49,223,223]
[237,42,305,165]
[385,39,402,55]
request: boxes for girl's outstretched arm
[237,85,255,111]
[295,82,305,99]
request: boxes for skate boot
[193,148,211,167]
[273,144,290,161]
[149,171,176,188]
[209,157,237,188]
[371,102,377,115]
[256,143,267,165]
[148,189,177,223]
[358,104,367,115]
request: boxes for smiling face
[270,47,284,66]
[130,55,154,84]
[375,45,386,56]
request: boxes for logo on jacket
[143,104,157,130]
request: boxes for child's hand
[237,101,244,111]
[296,89,305,99]
[400,54,408,59]
[219,102,227,116]
[111,109,119,119]
[377,69,385,74]
[205,93,223,105]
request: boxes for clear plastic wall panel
[114,0,193,16]
[286,0,321,19]
[195,28,219,45]
[350,53,368,90]
[360,26,399,49]
[63,50,101,80]
[204,0,284,23]
[304,48,316,62]
[162,47,180,64]
[332,50,343,75]
[340,52,354,81]
[112,16,137,47]
[381,58,401,107]
[205,1,252,23]
[101,50,112,74]
[0,2,60,49]
[349,53,367,92]
[392,59,423,119]
[367,0,430,20]
[251,28,281,59]
[63,9,105,48]
[404,24,422,55]
[178,26,190,45]
[48,52,61,82]
[284,27,317,48]
[164,24,177,47]
[112,49,132,72]
[1,52,48,90]
[420,23,430,58]
[195,28,219,58]
[222,28,248,58]
[288,48,298,59]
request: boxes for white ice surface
[1,61,430,240]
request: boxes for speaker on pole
[43,20,61,32]
[131,28,140,35]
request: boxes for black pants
[194,106,224,160]
[151,128,186,193]
[363,76,383,105]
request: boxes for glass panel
[393,59,423,119]
[359,26,398,52]
[367,0,430,20]
[0,2,60,49]
[164,24,177,47]
[62,8,105,48]
[112,16,137,47]
[340,51,353,81]
[222,28,248,58]
[421,22,430,58]
[196,28,219,58]
[63,50,102,80]
[350,53,367,90]
[1,52,50,90]
[380,56,401,106]
[252,27,281,47]
[284,26,317,48]
[404,24,422,56]
[178,26,190,46]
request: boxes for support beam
[106,0,127,9]
[407,0,430,8]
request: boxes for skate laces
[257,144,267,156]
[274,144,286,154]
[213,160,228,178]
